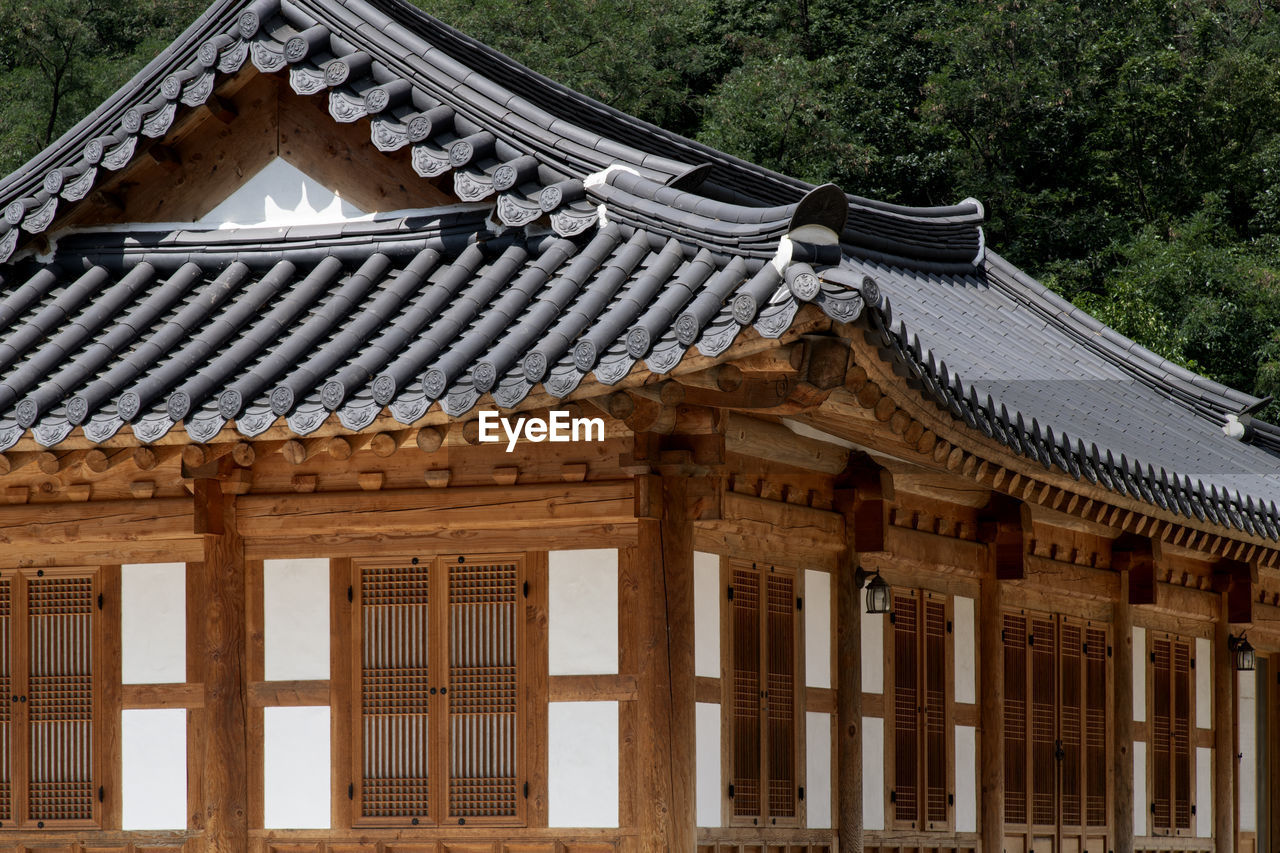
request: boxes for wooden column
[1112,570,1135,853]
[836,546,863,853]
[196,478,248,853]
[626,472,695,853]
[834,470,881,853]
[1215,591,1235,853]
[979,567,1004,853]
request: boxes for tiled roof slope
[0,0,1275,540]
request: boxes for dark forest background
[4,0,1280,415]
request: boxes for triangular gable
[201,158,366,227]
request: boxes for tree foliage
[3,0,1280,414]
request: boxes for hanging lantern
[1230,634,1256,672]
[864,571,892,615]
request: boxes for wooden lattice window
[1149,634,1194,835]
[727,561,799,826]
[0,569,104,829]
[888,589,950,830]
[1002,610,1109,831]
[350,555,526,828]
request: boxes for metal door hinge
[728,783,735,798]
[727,585,734,601]
[348,783,354,800]
[347,585,353,603]
[97,594,104,610]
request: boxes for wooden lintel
[0,497,194,545]
[724,412,848,473]
[121,682,206,709]
[547,674,639,703]
[247,680,331,707]
[236,481,636,538]
[722,491,844,545]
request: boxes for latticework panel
[0,579,10,823]
[1171,641,1191,830]
[1084,627,1107,827]
[1152,638,1172,829]
[892,593,919,824]
[1059,622,1082,827]
[764,573,795,819]
[447,558,519,820]
[1029,616,1057,826]
[360,562,431,819]
[1003,613,1027,825]
[730,567,761,819]
[923,599,946,825]
[26,576,93,823]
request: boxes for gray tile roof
[0,0,1275,541]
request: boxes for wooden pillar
[1112,570,1135,853]
[626,473,695,853]
[836,546,863,853]
[979,568,1004,853]
[197,478,248,853]
[1215,591,1235,853]
[834,471,880,853]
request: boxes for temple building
[0,0,1275,851]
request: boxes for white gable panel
[201,158,369,228]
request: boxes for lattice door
[729,565,761,820]
[892,592,919,825]
[0,579,10,824]
[356,560,432,824]
[444,555,522,825]
[764,572,795,820]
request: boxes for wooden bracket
[836,454,886,553]
[1113,534,1157,606]
[979,493,1029,580]
[1212,558,1254,624]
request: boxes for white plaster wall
[1133,740,1147,836]
[860,588,884,694]
[122,709,186,830]
[1239,670,1257,832]
[1195,637,1212,728]
[201,158,368,227]
[1132,626,1146,722]
[549,550,618,675]
[264,558,330,681]
[696,702,721,827]
[694,551,720,679]
[806,712,832,828]
[805,570,831,689]
[863,716,885,830]
[955,725,977,832]
[263,706,331,828]
[549,701,619,827]
[953,596,975,705]
[1196,747,1212,837]
[122,563,185,684]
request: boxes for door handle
[1054,739,1065,762]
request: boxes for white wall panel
[263,706,330,828]
[549,550,618,675]
[953,596,975,704]
[1195,637,1211,728]
[122,563,185,684]
[861,589,883,694]
[863,716,885,830]
[264,558,329,681]
[122,709,186,830]
[1196,747,1212,837]
[806,712,832,828]
[955,725,977,832]
[1239,670,1257,832]
[202,158,368,226]
[549,702,619,827]
[696,702,721,827]
[694,551,720,679]
[805,570,831,689]
[1132,626,1146,722]
[1133,740,1147,836]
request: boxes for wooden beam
[547,674,639,702]
[0,498,193,545]
[1114,535,1157,606]
[724,412,849,473]
[236,481,635,538]
[1113,571,1135,853]
[980,493,1029,580]
[200,480,247,853]
[722,491,844,546]
[121,682,206,709]
[247,680,330,707]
